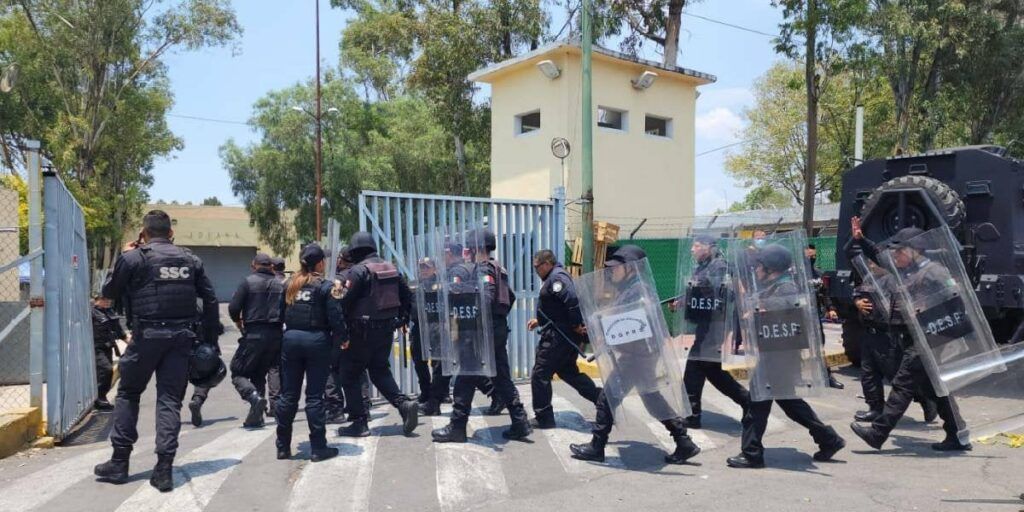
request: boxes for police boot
[149,455,174,493]
[338,420,370,438]
[419,399,442,416]
[664,434,701,464]
[569,435,606,462]
[310,446,340,462]
[399,401,419,437]
[850,422,886,450]
[431,423,468,443]
[828,372,845,390]
[813,434,847,462]
[726,453,765,469]
[530,412,557,430]
[189,397,204,427]
[244,392,267,428]
[325,408,347,424]
[484,397,507,416]
[684,414,702,429]
[94,447,131,484]
[94,398,114,411]
[501,420,533,441]
[921,400,939,424]
[931,436,972,452]
[853,409,882,423]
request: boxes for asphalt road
[0,309,1022,512]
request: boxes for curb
[0,407,42,459]
[572,350,851,382]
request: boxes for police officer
[726,244,846,469]
[569,245,701,464]
[433,228,532,442]
[526,249,600,429]
[228,253,285,428]
[92,296,128,411]
[850,227,970,452]
[324,248,354,423]
[845,221,937,424]
[276,243,347,461]
[805,244,845,390]
[410,257,442,407]
[419,240,467,416]
[669,235,750,429]
[272,257,286,279]
[336,232,419,437]
[94,210,219,492]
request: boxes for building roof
[136,205,262,248]
[692,203,841,231]
[468,37,717,85]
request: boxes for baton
[535,309,597,363]
[400,327,408,369]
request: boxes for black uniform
[410,271,443,403]
[92,305,127,402]
[734,273,844,467]
[856,255,967,448]
[276,275,347,453]
[531,263,600,423]
[101,238,219,458]
[337,251,418,433]
[681,251,750,425]
[187,303,224,421]
[448,258,530,432]
[228,266,285,422]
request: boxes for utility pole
[581,0,594,273]
[315,0,324,239]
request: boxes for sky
[150,0,787,214]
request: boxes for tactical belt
[351,318,396,330]
[134,318,193,328]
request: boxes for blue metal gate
[351,189,566,394]
[43,170,96,439]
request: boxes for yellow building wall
[487,48,699,239]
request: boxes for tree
[725,61,892,205]
[722,185,792,213]
[0,1,241,269]
[202,196,223,206]
[614,0,700,68]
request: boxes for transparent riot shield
[412,229,450,362]
[949,343,1024,445]
[674,228,735,363]
[575,258,691,422]
[441,225,496,377]
[879,226,1003,395]
[730,230,829,401]
[849,254,895,322]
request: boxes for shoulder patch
[331,279,346,299]
[552,281,563,293]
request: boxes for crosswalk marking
[286,417,386,512]
[114,426,275,512]
[547,395,626,471]
[0,447,110,512]
[620,395,699,452]
[433,414,509,512]
[700,389,786,433]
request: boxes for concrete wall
[487,48,702,239]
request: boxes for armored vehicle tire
[860,175,965,234]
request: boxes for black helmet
[468,228,497,252]
[605,245,647,266]
[886,227,927,252]
[348,232,377,262]
[189,343,226,387]
[755,244,793,273]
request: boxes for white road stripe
[621,395,717,452]
[516,386,625,472]
[432,415,509,512]
[701,389,785,433]
[286,417,386,512]
[114,426,275,512]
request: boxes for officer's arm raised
[100,251,138,302]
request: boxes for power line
[697,140,748,157]
[168,113,249,126]
[682,11,780,39]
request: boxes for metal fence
[351,189,566,394]
[43,170,96,439]
[0,142,44,419]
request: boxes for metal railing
[353,189,566,394]
[43,170,96,439]
[0,141,44,418]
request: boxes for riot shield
[412,229,450,362]
[674,229,735,363]
[575,258,691,422]
[879,226,1003,395]
[730,230,829,401]
[440,225,496,377]
[849,254,894,322]
[948,342,1024,445]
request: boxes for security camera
[536,60,561,80]
[632,70,658,91]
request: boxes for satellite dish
[551,137,571,160]
[0,64,17,93]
